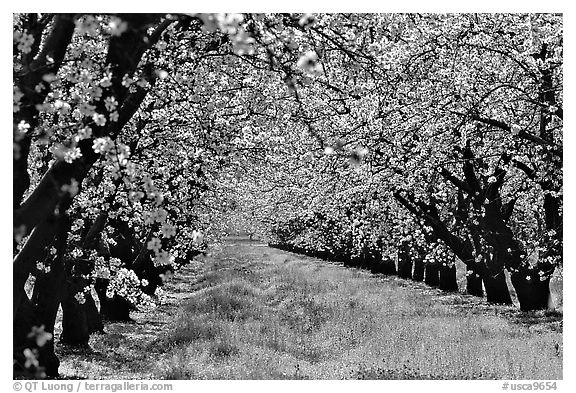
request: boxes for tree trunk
[364,248,380,271]
[548,266,563,311]
[424,263,440,287]
[510,272,551,311]
[412,256,425,281]
[97,295,133,322]
[60,258,103,345]
[85,291,104,333]
[32,267,65,335]
[14,215,63,320]
[13,15,77,212]
[397,244,412,279]
[371,256,397,275]
[338,246,352,265]
[13,289,60,378]
[60,288,90,347]
[466,273,484,297]
[482,271,513,305]
[95,279,133,321]
[482,252,513,304]
[354,253,367,269]
[31,213,71,333]
[439,263,458,292]
[15,213,69,377]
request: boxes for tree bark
[412,258,425,281]
[370,253,397,275]
[394,191,478,279]
[14,14,77,210]
[13,289,60,378]
[481,251,513,304]
[397,242,413,279]
[411,247,425,281]
[441,146,550,310]
[466,273,484,297]
[85,292,104,333]
[482,271,513,305]
[60,289,103,346]
[14,213,64,321]
[510,273,551,311]
[60,290,90,347]
[424,263,440,287]
[95,279,133,322]
[60,258,100,346]
[439,262,458,292]
[30,213,70,334]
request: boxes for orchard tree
[13,12,286,377]
[13,13,562,378]
[259,13,562,310]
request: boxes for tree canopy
[12,13,562,378]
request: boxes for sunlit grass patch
[184,281,267,321]
[164,313,223,344]
[155,242,562,380]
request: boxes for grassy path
[59,238,562,379]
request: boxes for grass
[149,240,562,380]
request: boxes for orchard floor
[58,238,563,380]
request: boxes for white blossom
[147,237,162,253]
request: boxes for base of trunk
[95,280,133,322]
[483,271,513,305]
[548,267,562,311]
[351,254,369,270]
[85,292,104,333]
[370,258,397,275]
[439,264,458,292]
[397,256,412,279]
[60,292,90,346]
[424,263,440,287]
[98,296,133,321]
[510,272,550,311]
[466,273,484,297]
[412,258,425,281]
[13,292,60,378]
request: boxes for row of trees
[259,13,562,311]
[12,13,310,378]
[13,13,562,378]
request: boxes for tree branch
[439,167,473,195]
[14,14,77,209]
[469,113,557,149]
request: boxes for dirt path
[57,238,562,379]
